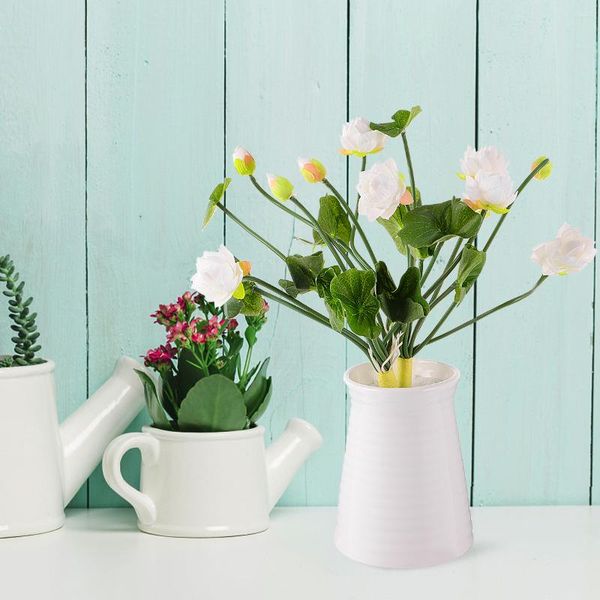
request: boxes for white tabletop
[0,507,599,599]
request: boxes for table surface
[0,506,598,599]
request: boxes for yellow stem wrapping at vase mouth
[395,357,413,388]
[377,368,399,388]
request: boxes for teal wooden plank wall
[1,0,598,507]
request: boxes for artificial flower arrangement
[198,106,595,388]
[138,287,271,431]
[0,254,44,367]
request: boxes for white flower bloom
[190,245,244,306]
[357,158,411,221]
[463,170,516,214]
[531,224,596,276]
[340,117,387,157]
[460,145,509,178]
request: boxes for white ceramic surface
[335,360,473,569]
[102,418,323,537]
[0,356,146,538]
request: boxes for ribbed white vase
[335,360,473,569]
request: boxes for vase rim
[0,358,54,379]
[344,359,460,394]
[142,424,265,441]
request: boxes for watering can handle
[102,432,159,525]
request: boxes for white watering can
[0,356,146,537]
[103,419,323,537]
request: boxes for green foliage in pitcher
[138,289,271,433]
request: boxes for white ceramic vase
[103,418,322,537]
[335,360,473,569]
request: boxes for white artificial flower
[460,145,509,178]
[357,158,411,221]
[531,224,596,276]
[340,117,387,157]
[463,170,516,214]
[190,245,243,306]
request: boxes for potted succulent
[201,107,595,567]
[102,282,322,538]
[0,255,146,537]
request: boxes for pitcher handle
[102,432,159,525]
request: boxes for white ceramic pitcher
[335,360,473,568]
[103,418,322,537]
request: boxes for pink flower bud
[232,146,256,176]
[266,174,294,201]
[297,157,327,183]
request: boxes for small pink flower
[177,291,194,312]
[144,344,176,367]
[151,303,179,326]
[262,300,270,313]
[166,321,189,344]
[227,318,239,331]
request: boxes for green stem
[482,158,549,253]
[255,286,370,356]
[401,132,419,207]
[249,175,312,227]
[323,179,378,266]
[424,237,463,298]
[421,242,443,285]
[422,276,548,347]
[413,302,457,354]
[289,196,345,270]
[216,204,286,261]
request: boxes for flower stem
[413,302,458,354]
[421,242,443,285]
[254,286,369,356]
[396,357,413,387]
[421,275,548,348]
[424,237,463,298]
[401,132,419,207]
[323,178,378,266]
[482,158,549,253]
[289,196,346,270]
[216,204,286,261]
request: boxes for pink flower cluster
[151,292,196,327]
[144,344,176,368]
[166,315,237,347]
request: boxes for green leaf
[178,374,247,432]
[173,348,204,400]
[376,264,429,324]
[399,198,483,248]
[377,207,408,255]
[369,106,421,138]
[224,297,242,318]
[313,195,351,245]
[203,178,231,228]
[135,370,172,430]
[330,269,381,338]
[286,251,325,293]
[392,105,422,131]
[243,358,272,423]
[455,244,486,303]
[316,266,344,331]
[240,288,264,316]
[248,378,272,424]
[278,279,299,297]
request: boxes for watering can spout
[59,356,146,505]
[265,418,323,511]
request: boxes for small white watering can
[103,418,323,537]
[0,357,145,537]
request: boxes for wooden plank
[225,0,348,505]
[475,0,596,505]
[87,0,224,505]
[349,0,477,488]
[0,1,87,507]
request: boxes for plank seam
[470,0,480,508]
[223,0,228,246]
[590,0,598,506]
[84,0,90,509]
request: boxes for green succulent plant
[0,255,44,367]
